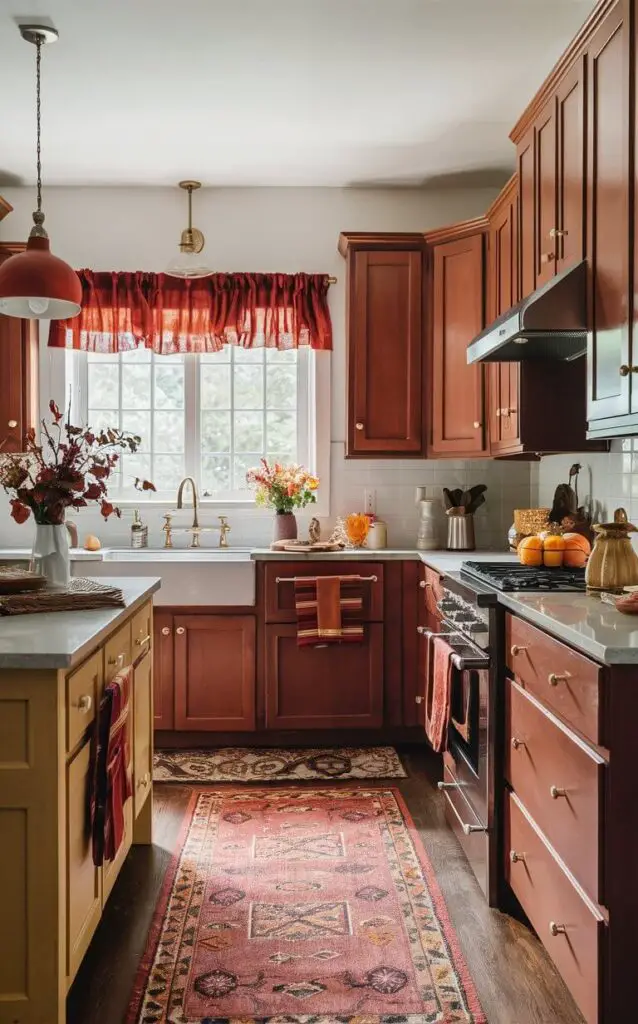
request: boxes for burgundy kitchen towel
[425,635,454,753]
[294,576,364,646]
[90,665,133,867]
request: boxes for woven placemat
[0,577,125,616]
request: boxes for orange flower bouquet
[246,459,319,542]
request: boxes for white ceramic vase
[31,523,70,589]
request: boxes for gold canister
[585,507,638,591]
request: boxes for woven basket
[514,508,551,536]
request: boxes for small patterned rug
[153,746,407,783]
[127,787,486,1023]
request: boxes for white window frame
[38,326,331,517]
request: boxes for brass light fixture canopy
[0,23,81,320]
[166,180,212,278]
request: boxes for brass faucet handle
[218,515,231,547]
[162,512,174,549]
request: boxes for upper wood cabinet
[0,244,39,454]
[425,219,488,457]
[339,232,425,457]
[0,196,12,221]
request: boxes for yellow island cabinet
[0,577,160,1024]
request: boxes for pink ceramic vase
[273,512,298,543]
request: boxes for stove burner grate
[461,561,587,593]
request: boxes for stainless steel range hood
[467,259,587,363]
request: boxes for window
[74,345,315,502]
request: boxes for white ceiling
[0,0,597,188]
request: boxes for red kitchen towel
[90,664,133,867]
[294,576,364,646]
[425,635,454,753]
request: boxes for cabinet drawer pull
[420,580,431,589]
[510,644,527,656]
[548,672,567,687]
[74,694,93,713]
[618,365,638,376]
[549,785,567,799]
[161,626,171,636]
[108,652,125,667]
[415,695,424,704]
[135,634,151,646]
[176,626,186,635]
[473,421,481,429]
[509,850,526,863]
[540,252,556,264]
[549,228,567,238]
[137,771,151,789]
[511,736,526,750]
[549,921,567,937]
[355,422,364,430]
[495,409,502,418]
[7,419,18,429]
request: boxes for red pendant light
[0,25,81,320]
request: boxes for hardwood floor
[67,747,584,1024]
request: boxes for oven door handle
[417,627,489,670]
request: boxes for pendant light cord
[35,35,42,215]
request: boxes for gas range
[461,560,587,593]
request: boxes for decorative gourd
[517,535,543,566]
[562,532,591,568]
[542,534,566,568]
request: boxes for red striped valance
[48,271,333,353]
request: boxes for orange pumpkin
[542,534,566,567]
[562,532,591,568]
[518,535,543,566]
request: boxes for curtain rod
[326,276,337,285]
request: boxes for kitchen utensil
[442,487,455,510]
[446,510,476,551]
[451,488,464,507]
[416,495,440,550]
[586,507,638,591]
[467,493,485,515]
[466,485,487,514]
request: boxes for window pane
[233,453,262,490]
[234,365,264,409]
[234,411,263,451]
[121,410,151,446]
[201,454,231,493]
[202,411,231,452]
[153,411,184,452]
[120,453,151,491]
[154,362,185,409]
[122,364,151,408]
[201,364,231,409]
[88,364,119,408]
[121,347,151,364]
[153,454,185,492]
[266,366,297,410]
[266,347,297,363]
[267,411,297,455]
[88,408,119,433]
[201,348,230,364]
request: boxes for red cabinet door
[487,177,520,453]
[430,231,487,456]
[265,623,383,730]
[0,245,38,454]
[153,611,175,730]
[586,0,631,425]
[534,101,558,287]
[174,614,256,731]
[347,245,424,456]
[556,54,587,274]
[517,127,536,301]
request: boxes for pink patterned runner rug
[127,787,486,1023]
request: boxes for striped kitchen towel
[294,575,364,646]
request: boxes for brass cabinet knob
[176,626,186,635]
[419,580,432,589]
[549,922,567,937]
[549,785,567,799]
[620,365,631,376]
[415,695,424,704]
[473,421,481,429]
[549,227,568,238]
[495,409,502,418]
[355,422,364,430]
[510,850,526,863]
[540,252,556,264]
[548,672,567,687]
[135,633,151,647]
[510,644,527,656]
[7,419,17,429]
[511,737,526,750]
[76,694,93,713]
[161,626,171,636]
[137,771,151,789]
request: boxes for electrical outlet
[364,488,376,515]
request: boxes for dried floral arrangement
[246,458,318,513]
[0,400,155,526]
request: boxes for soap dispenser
[131,508,148,549]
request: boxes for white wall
[0,185,531,549]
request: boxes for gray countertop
[0,577,161,670]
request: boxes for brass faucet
[176,476,199,529]
[164,478,231,548]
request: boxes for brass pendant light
[0,25,81,320]
[165,180,213,278]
